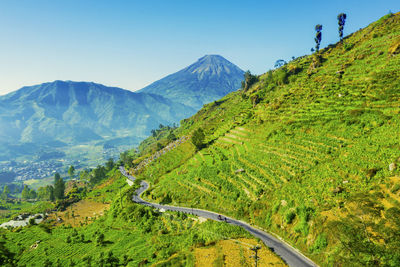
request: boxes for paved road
[120,166,317,267]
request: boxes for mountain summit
[139,55,244,109]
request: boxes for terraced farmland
[134,13,400,266]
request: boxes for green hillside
[1,167,271,266]
[131,13,400,266]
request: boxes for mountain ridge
[0,80,195,161]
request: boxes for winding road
[120,166,317,267]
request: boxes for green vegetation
[130,13,400,266]
[1,185,10,200]
[191,128,205,151]
[1,12,399,267]
[1,169,255,266]
[0,163,117,224]
[68,165,75,179]
[337,13,347,41]
[314,24,323,52]
[54,173,65,200]
[241,70,259,91]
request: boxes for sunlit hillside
[130,12,400,266]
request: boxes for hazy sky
[0,0,398,95]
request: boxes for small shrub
[343,43,354,51]
[28,218,36,225]
[265,211,272,227]
[310,234,328,253]
[272,202,280,213]
[95,233,105,246]
[367,168,379,179]
[285,211,296,224]
[294,220,309,236]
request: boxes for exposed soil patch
[194,238,287,267]
[46,200,110,227]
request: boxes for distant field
[23,176,54,190]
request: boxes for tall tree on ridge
[314,24,323,52]
[337,13,347,41]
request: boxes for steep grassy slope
[132,13,400,266]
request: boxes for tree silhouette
[21,185,30,200]
[337,13,347,41]
[191,128,205,151]
[68,165,75,179]
[105,158,114,170]
[29,189,37,199]
[241,70,258,91]
[1,185,10,200]
[274,59,287,69]
[314,24,323,52]
[54,173,65,200]
[48,185,55,202]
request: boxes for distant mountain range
[139,55,244,109]
[0,55,244,161]
[0,81,193,145]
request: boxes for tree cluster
[37,185,55,201]
[89,165,107,185]
[1,185,10,200]
[274,59,287,69]
[191,128,205,151]
[21,185,37,200]
[312,13,347,53]
[241,71,258,91]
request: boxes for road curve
[120,166,317,267]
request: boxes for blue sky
[0,0,398,95]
